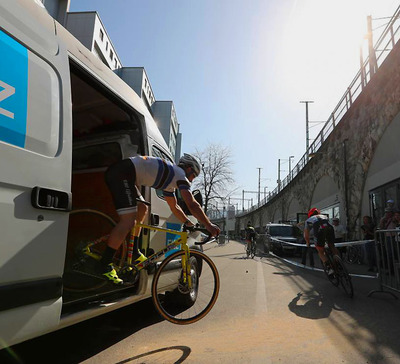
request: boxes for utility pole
[277,159,281,192]
[257,167,262,206]
[366,15,377,76]
[300,100,314,158]
[288,155,294,180]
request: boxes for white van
[0,0,202,348]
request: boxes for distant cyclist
[101,153,220,284]
[304,208,339,276]
[245,221,256,252]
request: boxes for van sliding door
[0,1,72,348]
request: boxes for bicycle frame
[130,222,195,290]
[81,222,200,289]
[130,222,191,270]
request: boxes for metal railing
[237,6,400,217]
[369,229,400,298]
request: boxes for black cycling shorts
[105,159,143,215]
[314,224,335,247]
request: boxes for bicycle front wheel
[152,249,220,324]
[333,255,354,298]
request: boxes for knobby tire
[333,255,354,298]
[151,249,220,324]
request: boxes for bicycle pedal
[119,270,139,285]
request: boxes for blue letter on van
[0,29,28,148]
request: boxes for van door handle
[151,213,160,226]
[31,187,72,212]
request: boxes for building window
[99,29,104,41]
[106,41,108,50]
[114,59,117,68]
[110,49,113,60]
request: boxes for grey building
[151,101,181,163]
[65,11,122,70]
[115,67,156,111]
[116,68,182,162]
[42,0,182,161]
[40,0,70,24]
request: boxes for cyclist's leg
[315,245,327,264]
[326,225,339,256]
[101,159,139,283]
[314,230,328,263]
[128,200,149,265]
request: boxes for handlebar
[183,224,218,245]
[183,224,212,245]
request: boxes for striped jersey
[304,214,331,237]
[130,156,190,197]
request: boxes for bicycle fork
[180,244,193,291]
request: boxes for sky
[70,0,399,209]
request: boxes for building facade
[42,0,182,161]
[65,11,122,70]
[151,101,181,162]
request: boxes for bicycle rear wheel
[322,255,340,287]
[333,255,354,298]
[152,249,220,324]
[246,244,251,258]
[250,240,256,259]
[63,209,124,292]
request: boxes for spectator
[379,207,396,274]
[393,210,400,228]
[379,208,396,230]
[332,218,346,243]
[386,199,395,211]
[361,215,376,272]
[332,217,346,257]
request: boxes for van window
[70,63,141,144]
[72,142,122,170]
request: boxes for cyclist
[303,208,339,276]
[100,153,221,284]
[245,221,256,253]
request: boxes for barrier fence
[256,232,399,299]
[368,229,400,299]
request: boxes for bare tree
[192,144,235,215]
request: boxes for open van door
[0,1,72,347]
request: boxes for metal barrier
[259,235,377,279]
[368,229,400,299]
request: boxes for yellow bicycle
[64,207,220,324]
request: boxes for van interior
[63,63,145,305]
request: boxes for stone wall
[236,39,400,239]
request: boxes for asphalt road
[2,240,400,364]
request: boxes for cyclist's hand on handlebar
[207,223,220,237]
[183,219,195,227]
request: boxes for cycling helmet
[308,207,320,218]
[178,153,201,177]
